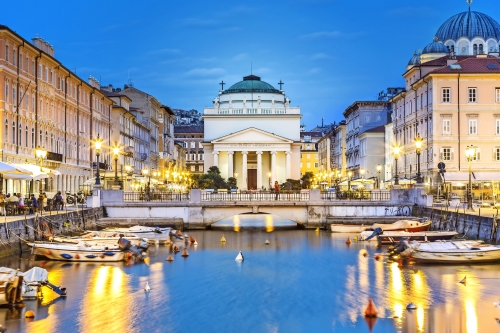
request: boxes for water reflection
[212,214,297,231]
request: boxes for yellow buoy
[25,310,35,318]
[353,236,359,242]
[166,254,174,261]
[315,227,319,232]
[220,235,226,242]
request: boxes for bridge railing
[201,190,309,201]
[321,190,391,201]
[123,191,190,202]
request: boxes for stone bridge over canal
[98,189,432,229]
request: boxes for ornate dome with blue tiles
[436,11,500,41]
[423,38,450,54]
[222,75,281,95]
[407,51,421,68]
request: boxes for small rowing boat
[101,226,175,243]
[360,230,458,245]
[27,241,127,262]
[331,219,431,233]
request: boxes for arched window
[50,133,54,152]
[4,120,8,142]
[39,130,43,147]
[31,128,34,148]
[12,122,15,143]
[25,126,28,147]
[18,124,22,147]
[473,44,478,55]
[45,131,48,148]
[479,44,484,54]
[451,45,454,53]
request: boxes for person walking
[274,181,280,201]
[30,194,38,214]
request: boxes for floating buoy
[354,236,359,242]
[235,251,244,261]
[374,254,381,260]
[315,227,319,232]
[398,260,403,268]
[144,282,151,292]
[166,254,174,261]
[406,303,417,310]
[346,237,352,245]
[25,310,35,318]
[190,236,196,243]
[364,297,378,317]
[174,246,180,253]
[75,254,80,260]
[363,252,368,257]
[220,235,226,242]
[193,240,198,245]
[265,239,270,245]
[182,248,189,257]
[177,230,182,236]
[459,275,467,285]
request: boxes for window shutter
[451,148,455,161]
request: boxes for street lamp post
[113,147,120,185]
[347,171,353,192]
[234,171,238,190]
[125,165,131,190]
[94,135,102,187]
[142,168,150,199]
[393,147,400,186]
[415,135,423,184]
[35,146,47,192]
[376,164,382,189]
[465,145,476,211]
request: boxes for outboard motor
[154,227,163,234]
[392,237,408,255]
[118,237,132,251]
[365,227,383,241]
[139,238,150,250]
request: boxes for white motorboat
[102,226,175,243]
[27,241,127,262]
[0,267,23,305]
[51,231,150,249]
[22,267,67,299]
[331,219,431,233]
[359,230,458,244]
[401,240,500,263]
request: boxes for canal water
[1,215,500,333]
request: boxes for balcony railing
[46,151,63,162]
[123,191,189,202]
[201,190,309,201]
[321,190,391,201]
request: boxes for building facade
[203,74,301,190]
[0,27,113,195]
[174,125,204,174]
[299,131,322,177]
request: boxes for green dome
[223,75,281,94]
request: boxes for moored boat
[400,240,500,264]
[360,230,458,245]
[52,231,150,249]
[101,226,175,243]
[331,219,431,233]
[27,241,127,262]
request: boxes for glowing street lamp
[94,135,103,187]
[376,164,382,189]
[113,147,120,183]
[415,135,423,184]
[465,145,476,211]
[347,170,353,191]
[35,146,47,192]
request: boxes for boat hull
[331,220,431,233]
[411,247,500,264]
[376,231,458,245]
[29,243,126,262]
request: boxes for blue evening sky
[3,0,496,129]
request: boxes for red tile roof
[431,56,500,74]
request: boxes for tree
[227,177,237,189]
[301,172,315,189]
[193,166,229,190]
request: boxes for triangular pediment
[212,127,293,143]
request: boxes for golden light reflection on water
[79,266,133,333]
[416,306,424,332]
[465,300,478,333]
[233,215,240,232]
[265,215,274,233]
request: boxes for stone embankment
[0,208,103,258]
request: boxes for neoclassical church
[408,1,500,66]
[202,75,301,190]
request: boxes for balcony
[46,152,63,162]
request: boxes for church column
[286,151,292,180]
[213,151,219,168]
[227,151,234,178]
[256,151,263,190]
[242,151,248,190]
[271,151,277,184]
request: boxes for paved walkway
[432,204,500,218]
[0,205,88,224]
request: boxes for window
[190,142,195,148]
[468,119,477,135]
[31,128,34,148]
[497,119,500,135]
[4,120,7,142]
[5,45,8,62]
[4,82,8,103]
[442,88,451,103]
[307,154,310,159]
[443,119,451,135]
[468,88,477,103]
[496,88,500,103]
[191,166,195,172]
[441,147,453,161]
[306,162,311,168]
[495,147,500,161]
[12,122,15,143]
[314,163,319,168]
[25,126,28,147]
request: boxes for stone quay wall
[0,208,103,258]
[413,206,500,243]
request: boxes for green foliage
[301,172,315,189]
[227,177,237,189]
[193,166,229,190]
[281,179,301,190]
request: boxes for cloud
[298,31,364,40]
[310,53,331,60]
[185,68,226,77]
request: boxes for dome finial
[467,0,472,11]
[433,36,439,42]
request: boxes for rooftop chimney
[88,75,100,89]
[31,35,55,56]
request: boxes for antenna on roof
[128,70,134,87]
[467,0,472,11]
